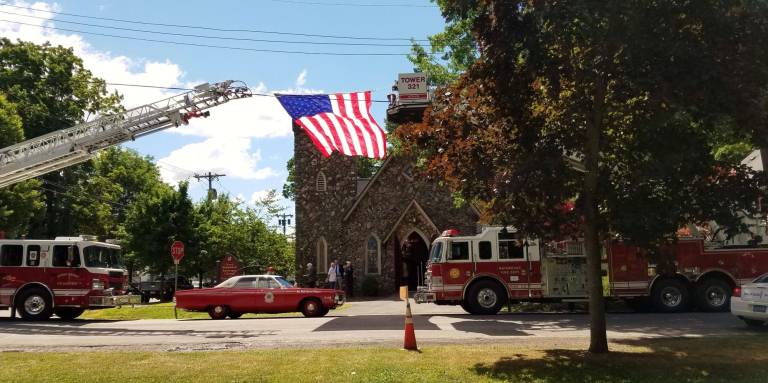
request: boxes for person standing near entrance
[326,261,338,289]
[343,261,354,297]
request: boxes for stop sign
[171,241,185,264]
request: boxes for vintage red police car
[174,275,344,319]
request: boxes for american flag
[276,91,386,159]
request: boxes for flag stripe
[279,91,386,159]
[297,117,333,157]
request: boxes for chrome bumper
[335,292,346,306]
[413,287,435,304]
[89,294,142,307]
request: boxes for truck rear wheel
[459,300,473,314]
[652,279,690,313]
[695,278,731,312]
[54,308,85,320]
[15,287,53,321]
[466,280,506,315]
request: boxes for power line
[0,10,415,47]
[1,19,411,56]
[103,82,396,103]
[268,0,436,7]
[0,2,430,42]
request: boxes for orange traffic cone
[403,301,418,351]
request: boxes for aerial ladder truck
[0,80,251,188]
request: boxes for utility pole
[194,172,225,199]
[276,213,293,235]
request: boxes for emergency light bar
[441,229,460,237]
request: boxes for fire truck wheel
[54,308,85,320]
[15,287,53,321]
[467,280,506,315]
[695,278,731,312]
[651,279,690,313]
[300,298,324,317]
[459,300,473,314]
[208,305,229,320]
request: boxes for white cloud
[249,189,274,204]
[158,137,279,184]
[0,1,186,108]
[295,69,307,87]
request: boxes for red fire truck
[414,225,768,314]
[0,236,141,320]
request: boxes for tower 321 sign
[397,73,429,104]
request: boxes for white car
[731,273,768,328]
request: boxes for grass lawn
[79,302,350,320]
[1,335,767,382]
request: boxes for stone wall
[294,125,479,295]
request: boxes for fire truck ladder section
[0,80,251,189]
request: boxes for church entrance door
[401,232,429,291]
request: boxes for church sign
[218,255,241,281]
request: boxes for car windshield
[83,246,124,268]
[214,277,239,288]
[274,276,294,288]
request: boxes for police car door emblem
[264,292,274,303]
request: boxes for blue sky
[0,0,443,228]
[0,0,446,228]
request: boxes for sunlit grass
[1,336,767,382]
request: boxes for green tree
[397,1,768,353]
[122,182,199,277]
[0,92,43,237]
[0,38,122,238]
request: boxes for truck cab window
[478,241,493,260]
[429,242,443,263]
[0,245,23,266]
[26,245,41,266]
[52,246,81,267]
[449,242,470,261]
[499,240,525,259]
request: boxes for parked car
[175,274,345,319]
[731,272,768,327]
[138,276,194,303]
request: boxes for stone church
[293,118,479,295]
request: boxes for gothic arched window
[316,171,327,192]
[316,237,328,272]
[366,235,380,274]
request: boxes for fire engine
[414,223,768,314]
[0,236,141,320]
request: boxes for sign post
[171,241,185,319]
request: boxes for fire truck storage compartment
[540,256,588,297]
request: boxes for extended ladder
[0,81,251,188]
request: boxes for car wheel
[54,308,85,320]
[467,280,506,315]
[208,305,228,320]
[301,298,323,317]
[743,318,766,328]
[228,313,242,319]
[652,279,690,313]
[695,278,731,312]
[16,287,53,321]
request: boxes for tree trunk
[584,77,609,354]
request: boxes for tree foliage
[397,0,768,353]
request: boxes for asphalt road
[0,300,755,352]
